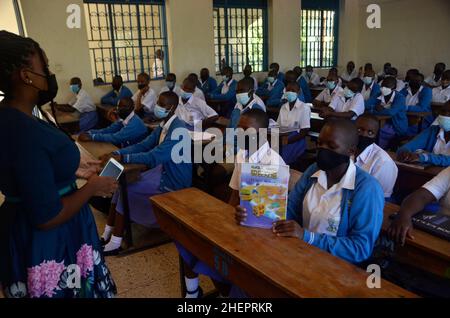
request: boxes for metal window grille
[83,0,168,85]
[213,0,268,74]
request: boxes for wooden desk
[151,188,416,298]
[310,86,325,99]
[374,114,391,128]
[310,112,325,134]
[383,203,450,279]
[42,106,80,134]
[431,102,445,117]
[407,111,432,131]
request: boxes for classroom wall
[0,0,20,34]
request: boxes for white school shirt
[132,87,157,113]
[175,95,217,126]
[377,91,396,109]
[431,128,450,156]
[395,79,406,92]
[159,84,182,97]
[151,59,164,78]
[194,87,206,101]
[229,142,286,191]
[355,143,398,198]
[303,159,356,237]
[341,69,358,82]
[329,92,365,120]
[68,88,96,113]
[315,86,344,104]
[422,167,450,215]
[361,81,376,101]
[277,99,311,131]
[158,114,177,145]
[221,79,235,95]
[302,72,321,86]
[425,74,441,87]
[432,85,450,103]
[235,94,266,112]
[405,86,424,107]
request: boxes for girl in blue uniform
[0,31,118,298]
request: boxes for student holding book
[78,97,148,147]
[397,101,450,167]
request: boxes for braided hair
[0,30,62,130]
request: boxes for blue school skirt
[281,132,306,165]
[79,111,98,133]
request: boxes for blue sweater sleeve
[419,152,450,167]
[373,93,406,117]
[91,122,142,145]
[120,86,133,99]
[406,87,432,112]
[266,83,285,107]
[117,128,159,155]
[397,126,435,154]
[210,81,237,101]
[256,82,270,96]
[209,78,218,92]
[101,90,118,105]
[89,121,122,135]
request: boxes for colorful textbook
[239,163,290,229]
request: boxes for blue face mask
[223,76,230,83]
[154,105,170,119]
[344,87,355,99]
[166,81,175,89]
[363,76,373,85]
[236,92,251,106]
[70,84,80,94]
[326,81,336,90]
[180,89,193,100]
[267,77,275,84]
[285,91,298,103]
[438,115,450,132]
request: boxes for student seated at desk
[320,78,365,120]
[400,73,432,113]
[78,97,148,147]
[159,73,181,96]
[432,70,450,103]
[243,64,258,91]
[132,72,157,118]
[100,75,133,106]
[187,73,206,101]
[293,66,312,103]
[284,70,306,102]
[277,82,311,164]
[340,61,358,84]
[367,77,408,149]
[355,114,398,199]
[313,73,343,107]
[55,77,98,132]
[397,102,450,167]
[208,66,237,117]
[269,62,284,83]
[425,62,446,88]
[377,62,392,83]
[362,69,381,104]
[256,69,285,107]
[176,109,283,298]
[358,63,377,82]
[386,67,405,92]
[302,65,321,86]
[198,68,217,96]
[175,78,218,130]
[100,91,192,255]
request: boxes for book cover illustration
[239,163,290,229]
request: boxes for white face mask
[381,87,393,96]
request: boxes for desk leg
[120,175,133,247]
[179,255,187,298]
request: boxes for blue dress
[0,107,116,298]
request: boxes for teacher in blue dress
[0,31,118,298]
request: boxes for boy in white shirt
[313,73,344,107]
[321,78,365,120]
[159,73,182,96]
[187,73,206,101]
[425,63,446,88]
[175,78,218,129]
[355,114,398,199]
[133,72,157,118]
[432,70,450,103]
[341,61,358,84]
[303,65,321,86]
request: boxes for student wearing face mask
[159,73,181,96]
[293,66,312,103]
[100,91,192,255]
[362,69,381,104]
[425,63,446,88]
[277,82,311,164]
[187,73,206,101]
[321,78,365,120]
[243,64,258,91]
[397,101,450,167]
[400,73,432,113]
[175,78,218,130]
[78,97,148,147]
[283,70,306,102]
[432,70,450,103]
[269,62,285,83]
[355,114,398,199]
[54,77,98,132]
[313,73,344,108]
[256,69,285,107]
[385,67,405,92]
[198,68,217,96]
[209,66,237,116]
[302,65,321,86]
[100,75,133,106]
[132,72,157,118]
[340,61,358,84]
[368,77,408,149]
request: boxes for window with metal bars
[213,0,268,75]
[83,0,168,85]
[300,0,339,68]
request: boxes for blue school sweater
[117,117,192,192]
[277,72,285,83]
[256,79,285,107]
[364,82,381,108]
[209,80,237,104]
[287,163,384,264]
[399,86,432,112]
[100,85,133,106]
[297,76,312,103]
[368,92,408,136]
[199,77,218,95]
[398,125,450,167]
[88,115,148,147]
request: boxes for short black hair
[238,77,254,91]
[119,97,134,109]
[241,108,269,129]
[323,119,359,149]
[350,78,364,92]
[70,77,82,85]
[382,76,397,89]
[113,75,123,81]
[138,72,150,81]
[166,73,176,81]
[386,67,398,76]
[356,113,380,130]
[159,91,179,107]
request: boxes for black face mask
[28,71,59,107]
[117,107,133,120]
[138,84,147,90]
[357,136,376,153]
[316,148,349,171]
[243,71,251,77]
[409,81,421,90]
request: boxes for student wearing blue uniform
[100,75,133,106]
[367,77,408,149]
[78,97,148,147]
[208,66,237,117]
[362,69,381,106]
[294,66,312,103]
[256,69,285,107]
[270,62,285,83]
[397,102,450,167]
[284,70,306,102]
[199,68,218,96]
[100,91,192,255]
[0,31,117,298]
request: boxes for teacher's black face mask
[27,71,59,107]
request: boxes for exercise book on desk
[412,211,450,241]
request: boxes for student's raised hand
[78,133,92,142]
[387,214,415,246]
[272,220,304,240]
[234,206,247,225]
[87,174,119,198]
